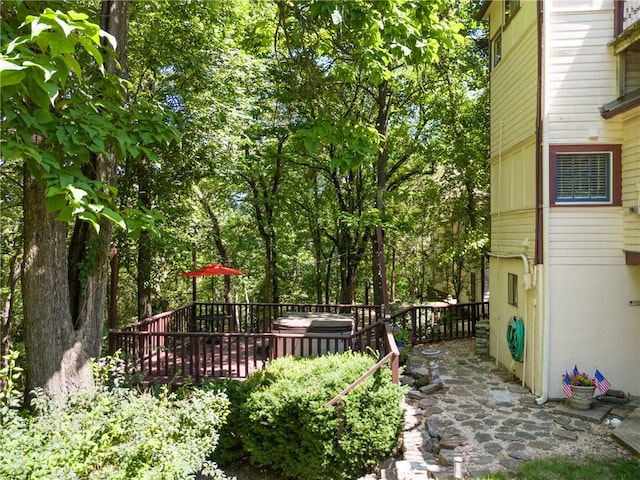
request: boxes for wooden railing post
[194,335,201,384]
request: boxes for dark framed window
[620,41,640,97]
[604,12,640,118]
[508,273,518,307]
[491,32,502,69]
[550,145,622,206]
[504,0,520,26]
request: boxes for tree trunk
[338,228,364,305]
[372,79,390,308]
[23,162,96,397]
[21,0,130,399]
[137,230,153,320]
[390,244,396,302]
[137,158,152,320]
[201,198,233,304]
[371,233,382,307]
[241,137,285,304]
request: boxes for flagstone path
[373,338,639,479]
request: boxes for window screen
[555,152,611,203]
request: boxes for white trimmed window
[555,152,611,204]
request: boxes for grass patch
[476,457,640,480]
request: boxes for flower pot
[570,385,596,410]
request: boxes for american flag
[563,371,572,397]
[594,369,611,395]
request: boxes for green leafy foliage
[0,353,231,480]
[0,351,23,419]
[221,352,406,480]
[1,6,179,235]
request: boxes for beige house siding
[491,209,537,255]
[484,1,540,396]
[548,208,625,265]
[489,2,538,158]
[488,257,539,394]
[622,110,640,252]
[542,3,639,398]
[547,7,622,144]
[490,140,537,214]
[483,0,640,397]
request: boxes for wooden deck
[140,333,270,382]
[109,302,488,385]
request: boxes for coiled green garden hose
[506,317,524,362]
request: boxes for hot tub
[272,312,355,357]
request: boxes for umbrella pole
[192,248,197,303]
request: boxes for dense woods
[1,0,488,396]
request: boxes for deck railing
[188,302,382,333]
[109,301,487,384]
[390,301,489,344]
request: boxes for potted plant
[563,369,596,410]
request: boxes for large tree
[1,2,176,397]
[272,0,465,304]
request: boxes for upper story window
[491,31,502,69]
[504,0,520,26]
[619,41,640,97]
[550,145,622,206]
[490,1,519,71]
[603,0,640,118]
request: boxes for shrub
[207,378,249,465]
[234,352,406,480]
[0,353,232,480]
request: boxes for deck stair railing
[324,321,400,410]
[109,301,488,385]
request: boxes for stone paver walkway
[373,339,638,480]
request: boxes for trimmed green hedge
[216,352,406,480]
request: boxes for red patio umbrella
[178,263,246,277]
[178,263,246,302]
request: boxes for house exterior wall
[547,4,622,144]
[488,257,541,394]
[622,110,640,252]
[547,263,639,393]
[486,0,540,394]
[489,4,538,159]
[484,0,640,399]
[545,2,639,398]
[620,108,640,398]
